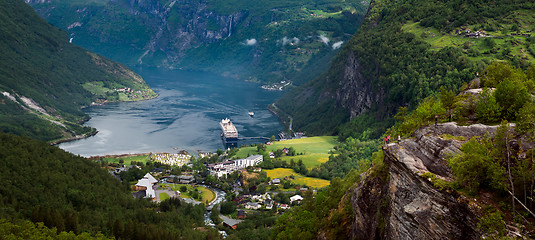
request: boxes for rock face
[27,0,247,67]
[336,50,384,119]
[349,122,498,239]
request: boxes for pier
[237,137,270,141]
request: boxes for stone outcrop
[349,122,501,239]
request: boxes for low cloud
[281,37,300,45]
[245,39,257,46]
[319,35,330,45]
[332,41,344,50]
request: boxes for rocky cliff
[27,0,247,67]
[336,49,384,119]
[348,123,501,239]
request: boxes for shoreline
[87,152,151,160]
[53,94,159,146]
[50,130,99,146]
[267,103,290,130]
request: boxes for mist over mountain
[26,0,369,84]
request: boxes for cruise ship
[220,118,238,148]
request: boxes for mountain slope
[0,132,212,239]
[275,0,535,136]
[0,0,156,142]
[26,0,369,85]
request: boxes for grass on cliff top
[265,168,330,188]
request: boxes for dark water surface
[59,68,284,157]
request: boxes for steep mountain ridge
[275,0,535,136]
[26,0,369,84]
[0,0,156,142]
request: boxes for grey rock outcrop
[349,123,501,239]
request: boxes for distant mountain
[26,0,369,85]
[0,0,156,142]
[275,0,535,137]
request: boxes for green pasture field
[234,136,337,168]
[160,183,216,204]
[102,154,151,165]
[159,192,170,202]
[265,168,330,189]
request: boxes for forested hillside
[0,0,156,142]
[27,0,369,85]
[275,0,535,137]
[0,132,215,239]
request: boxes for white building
[290,195,304,204]
[208,155,264,178]
[135,173,158,199]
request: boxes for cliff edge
[348,122,501,239]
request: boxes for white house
[245,202,262,210]
[290,195,304,204]
[135,173,158,199]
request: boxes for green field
[101,154,151,165]
[235,136,337,168]
[159,192,170,202]
[265,168,330,189]
[160,184,216,204]
[401,20,535,63]
[271,136,337,168]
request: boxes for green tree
[220,201,236,215]
[481,62,526,88]
[493,78,529,120]
[449,136,506,194]
[439,87,456,111]
[516,103,535,135]
[475,88,500,123]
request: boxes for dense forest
[0,0,156,142]
[0,132,217,239]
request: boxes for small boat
[248,111,255,117]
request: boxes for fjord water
[59,68,284,157]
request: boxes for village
[102,147,316,232]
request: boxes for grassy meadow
[101,154,151,165]
[235,136,337,168]
[265,168,330,189]
[159,183,216,204]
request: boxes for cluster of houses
[208,155,263,178]
[456,28,491,38]
[115,87,134,93]
[234,192,273,210]
[232,191,304,212]
[150,152,191,166]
